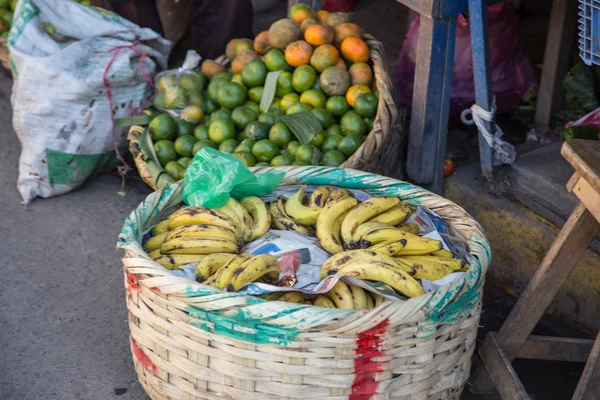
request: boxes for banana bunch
[197,253,281,291]
[270,187,337,234]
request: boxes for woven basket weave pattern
[118,167,490,399]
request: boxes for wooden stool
[469,139,600,399]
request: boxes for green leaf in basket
[311,146,322,165]
[115,115,152,127]
[280,112,323,145]
[139,128,162,169]
[260,70,283,112]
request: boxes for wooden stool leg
[470,202,600,393]
[573,330,600,400]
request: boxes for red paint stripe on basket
[125,272,141,293]
[130,338,157,374]
[350,319,390,400]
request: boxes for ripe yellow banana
[369,202,413,225]
[368,239,407,256]
[161,237,239,255]
[401,255,463,271]
[458,264,471,273]
[226,254,280,292]
[320,250,415,279]
[349,284,368,310]
[395,237,443,256]
[219,198,254,242]
[167,207,237,233]
[194,253,238,281]
[358,226,408,247]
[333,209,352,247]
[409,261,454,280]
[313,295,336,308]
[316,196,359,254]
[240,196,271,241]
[260,292,282,301]
[165,224,239,243]
[149,249,162,260]
[372,292,385,307]
[206,254,252,289]
[277,291,305,303]
[144,232,168,252]
[337,260,425,298]
[340,196,401,246]
[309,186,333,208]
[285,187,322,225]
[325,188,351,205]
[364,291,374,309]
[324,281,355,309]
[151,220,169,236]
[153,254,207,270]
[269,197,313,235]
[351,221,392,245]
[396,223,420,235]
[431,249,454,258]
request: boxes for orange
[335,58,347,70]
[300,18,319,34]
[268,18,301,50]
[325,12,350,28]
[225,39,239,61]
[341,37,369,63]
[310,44,339,72]
[285,40,314,67]
[320,66,351,96]
[316,10,330,24]
[201,60,225,79]
[348,62,373,86]
[235,39,254,57]
[334,23,364,47]
[289,3,316,24]
[232,50,260,74]
[346,84,371,107]
[253,31,271,55]
[304,24,334,46]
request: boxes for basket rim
[128,34,397,191]
[118,166,490,336]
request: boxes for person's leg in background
[90,0,163,35]
[191,0,254,59]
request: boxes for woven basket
[117,167,490,400]
[128,34,400,190]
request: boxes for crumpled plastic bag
[182,148,285,208]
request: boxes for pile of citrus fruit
[145,4,380,181]
[0,0,18,39]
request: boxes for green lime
[326,96,350,117]
[200,115,211,125]
[210,108,232,123]
[165,86,188,109]
[311,108,334,129]
[308,131,326,148]
[276,71,294,97]
[193,140,218,154]
[213,71,234,81]
[252,139,280,162]
[258,112,280,127]
[292,160,311,166]
[312,78,321,91]
[219,138,239,153]
[244,121,270,141]
[164,161,186,180]
[280,93,300,113]
[154,140,178,167]
[149,114,177,141]
[157,75,177,92]
[188,90,205,109]
[340,111,367,136]
[203,95,218,114]
[264,48,293,72]
[286,103,312,115]
[193,69,209,90]
[337,134,365,157]
[242,60,268,88]
[235,138,256,153]
[255,162,271,166]
[180,74,204,91]
[174,135,197,157]
[295,144,316,163]
[194,125,209,141]
[321,150,345,166]
[231,106,258,130]
[248,86,264,103]
[286,140,301,157]
[207,79,227,103]
[178,157,192,168]
[270,98,282,112]
[354,93,378,118]
[230,73,247,90]
[237,131,250,141]
[153,92,166,109]
[244,101,262,115]
[208,119,236,144]
[271,154,294,166]
[292,65,317,93]
[218,82,246,109]
[322,134,343,152]
[269,123,293,147]
[300,89,327,109]
[177,119,194,137]
[365,117,374,132]
[233,151,257,167]
[326,124,342,136]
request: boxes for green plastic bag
[182,148,285,208]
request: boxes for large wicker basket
[117,167,490,400]
[128,34,400,190]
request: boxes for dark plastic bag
[182,148,285,208]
